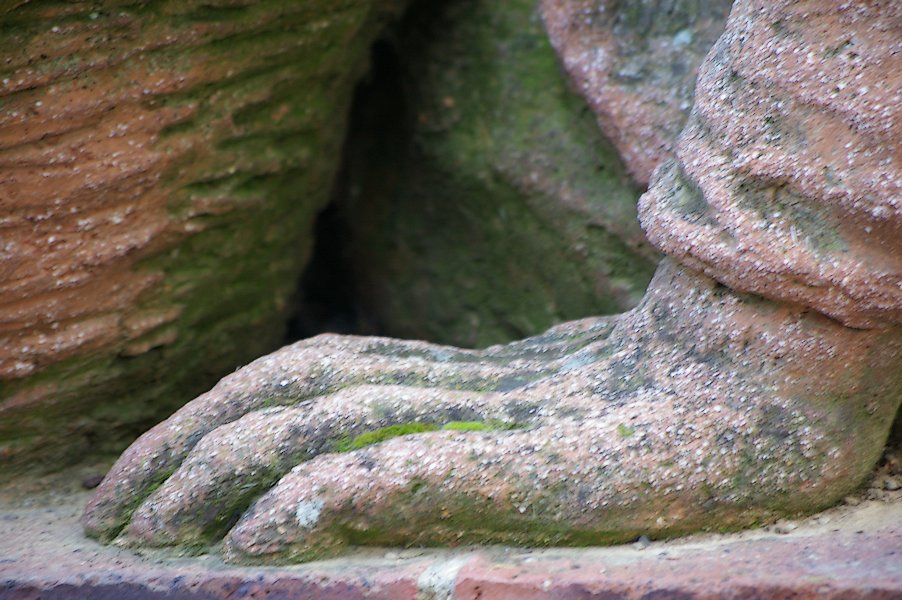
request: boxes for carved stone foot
[82,259,900,562]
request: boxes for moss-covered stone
[340,0,659,348]
[336,422,440,452]
[335,419,524,452]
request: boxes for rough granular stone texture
[639,0,902,329]
[0,0,406,478]
[80,0,902,564]
[541,0,734,187]
[341,0,658,348]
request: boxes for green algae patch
[336,423,441,452]
[616,424,635,438]
[335,420,526,452]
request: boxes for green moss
[443,421,492,432]
[199,470,285,543]
[336,423,440,452]
[88,465,177,543]
[334,419,527,453]
[733,178,847,255]
[658,161,719,228]
[616,424,635,438]
[271,478,764,565]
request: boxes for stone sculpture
[82,0,901,563]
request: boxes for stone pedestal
[2,468,900,600]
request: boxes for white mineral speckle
[295,499,324,529]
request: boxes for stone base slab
[1,468,900,600]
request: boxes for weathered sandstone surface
[0,0,406,476]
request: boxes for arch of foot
[82,0,902,563]
[639,0,901,329]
